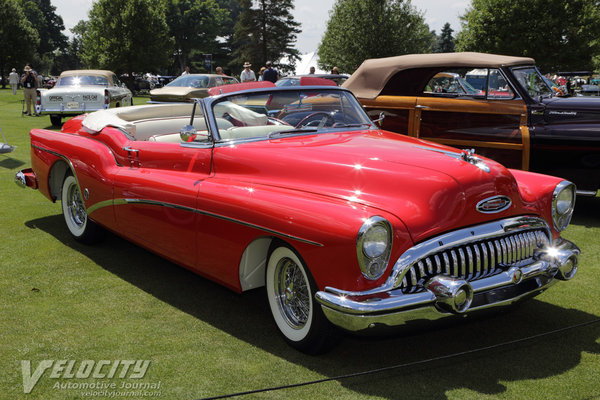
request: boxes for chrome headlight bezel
[552,181,576,231]
[356,216,393,280]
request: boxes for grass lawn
[0,87,599,400]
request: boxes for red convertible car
[16,82,580,354]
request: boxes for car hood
[214,130,531,243]
[543,95,600,113]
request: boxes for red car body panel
[28,114,564,294]
[17,85,580,349]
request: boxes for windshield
[57,75,109,87]
[211,89,373,141]
[511,67,553,98]
[167,75,210,88]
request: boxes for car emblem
[476,195,512,213]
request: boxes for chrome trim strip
[118,198,323,247]
[31,143,84,207]
[86,199,114,214]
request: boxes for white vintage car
[36,70,133,126]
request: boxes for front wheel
[61,174,103,244]
[266,245,336,354]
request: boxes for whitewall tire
[266,245,336,354]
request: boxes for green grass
[1,87,599,400]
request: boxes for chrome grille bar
[399,227,549,293]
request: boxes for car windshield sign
[210,89,374,141]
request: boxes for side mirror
[373,112,385,126]
[180,125,197,142]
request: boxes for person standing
[21,65,38,116]
[258,67,266,81]
[262,61,278,83]
[181,66,190,75]
[309,66,315,74]
[216,66,225,75]
[240,62,256,82]
[8,68,19,95]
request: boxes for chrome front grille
[399,228,550,293]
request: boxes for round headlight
[357,216,393,280]
[552,181,576,231]
[362,224,389,258]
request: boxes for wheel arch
[238,236,275,291]
[48,159,73,201]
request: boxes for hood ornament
[460,148,490,173]
[412,145,491,173]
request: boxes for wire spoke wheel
[266,245,336,354]
[61,174,103,243]
[274,257,310,329]
[66,183,87,229]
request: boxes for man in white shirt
[240,62,256,82]
[8,68,19,95]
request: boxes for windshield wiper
[333,123,372,128]
[268,128,318,138]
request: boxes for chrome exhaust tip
[425,275,473,314]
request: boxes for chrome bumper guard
[315,237,580,333]
[15,168,38,189]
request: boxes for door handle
[415,105,430,109]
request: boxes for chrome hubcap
[274,257,309,329]
[67,184,86,228]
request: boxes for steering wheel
[294,112,335,129]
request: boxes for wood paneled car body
[16,81,580,354]
[344,52,600,195]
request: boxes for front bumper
[316,238,580,333]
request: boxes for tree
[22,0,68,75]
[318,0,433,73]
[0,0,39,88]
[433,23,455,53]
[166,0,228,73]
[213,0,243,74]
[231,0,301,76]
[80,0,173,86]
[456,0,600,72]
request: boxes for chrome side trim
[31,143,84,206]
[115,198,323,247]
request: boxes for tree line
[0,0,300,86]
[318,0,600,74]
[2,0,600,89]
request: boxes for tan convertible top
[343,52,535,99]
[59,70,116,83]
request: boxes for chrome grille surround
[394,216,551,293]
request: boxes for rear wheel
[61,174,103,243]
[266,245,336,354]
[50,115,61,126]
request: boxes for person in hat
[20,65,38,115]
[8,68,19,95]
[240,62,256,82]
